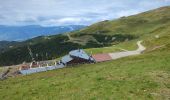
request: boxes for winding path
[109,41,146,60]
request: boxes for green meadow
[0,41,170,100]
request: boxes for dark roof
[92,54,112,62]
[61,49,95,64]
[61,55,73,64]
[69,49,90,60]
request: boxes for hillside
[0,41,19,52]
[0,6,170,66]
[0,43,170,99]
[0,6,170,100]
[70,6,170,44]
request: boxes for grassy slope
[0,6,170,100]
[71,6,170,54]
[0,42,169,100]
[77,6,170,36]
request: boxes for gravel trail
[109,41,146,59]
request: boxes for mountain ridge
[0,25,86,41]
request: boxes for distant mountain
[0,25,86,41]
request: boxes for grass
[0,42,170,100]
[0,67,4,73]
[85,46,122,54]
[84,39,138,54]
[0,67,9,73]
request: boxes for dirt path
[67,34,73,40]
[109,41,146,59]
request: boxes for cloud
[0,0,169,26]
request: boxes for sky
[0,0,170,26]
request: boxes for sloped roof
[69,49,90,60]
[92,54,112,62]
[61,55,73,64]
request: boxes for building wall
[67,58,92,65]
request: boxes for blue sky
[0,0,170,26]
